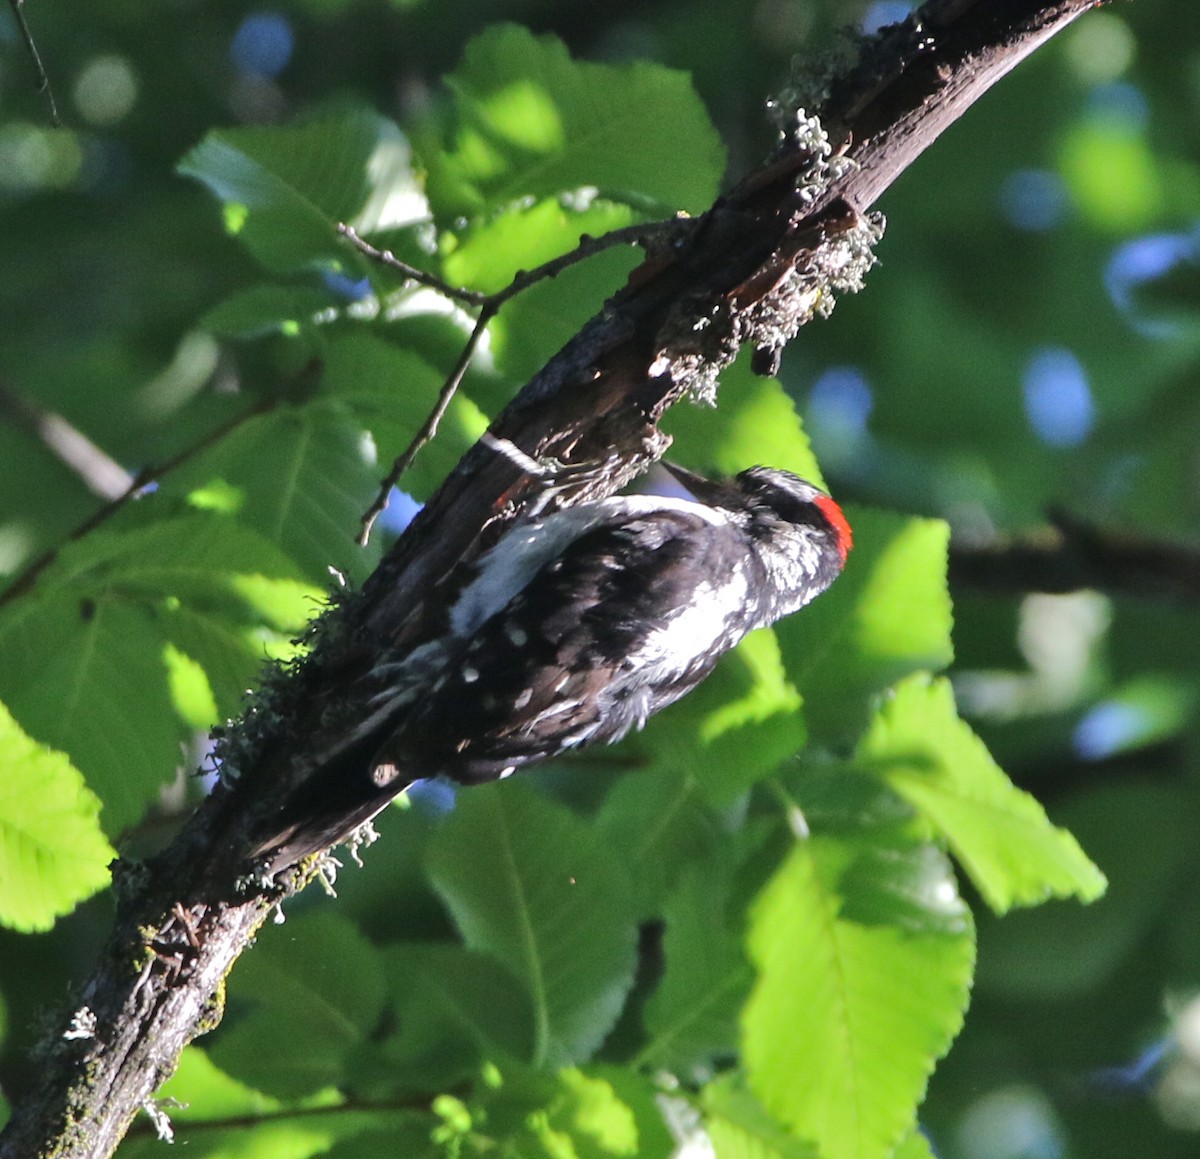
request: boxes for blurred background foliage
[2,1,1200,1157]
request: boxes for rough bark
[0,2,1109,1156]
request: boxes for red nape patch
[815,495,853,562]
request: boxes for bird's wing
[387,506,760,780]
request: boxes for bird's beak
[661,461,726,503]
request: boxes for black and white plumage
[256,464,851,870]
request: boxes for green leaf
[422,24,724,220]
[703,1075,817,1159]
[441,195,643,386]
[0,513,319,829]
[0,701,114,932]
[157,1046,286,1122]
[179,109,413,273]
[892,1127,937,1159]
[528,1067,644,1159]
[210,911,387,1099]
[91,513,317,711]
[163,641,218,730]
[444,197,636,294]
[776,509,954,744]
[858,674,1108,912]
[3,509,309,605]
[594,768,723,918]
[0,595,186,834]
[471,1063,672,1159]
[159,604,273,721]
[165,402,381,583]
[741,834,974,1159]
[660,351,826,487]
[425,783,637,1068]
[640,860,753,1074]
[134,1046,426,1157]
[380,942,536,1076]
[579,1065,675,1159]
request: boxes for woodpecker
[254,463,851,871]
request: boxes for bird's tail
[248,726,414,877]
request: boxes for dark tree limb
[0,3,1109,1156]
[951,508,1200,603]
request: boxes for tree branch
[341,218,684,541]
[0,3,1108,1156]
[951,508,1200,603]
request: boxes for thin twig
[344,216,681,542]
[337,225,487,305]
[0,395,280,609]
[492,219,682,303]
[357,303,498,544]
[339,219,676,310]
[7,0,60,126]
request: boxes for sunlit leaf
[0,513,320,827]
[0,702,114,932]
[0,595,185,833]
[859,674,1107,912]
[742,834,974,1159]
[488,244,642,383]
[703,1075,817,1159]
[443,197,637,294]
[893,1126,938,1158]
[421,24,724,220]
[165,402,381,583]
